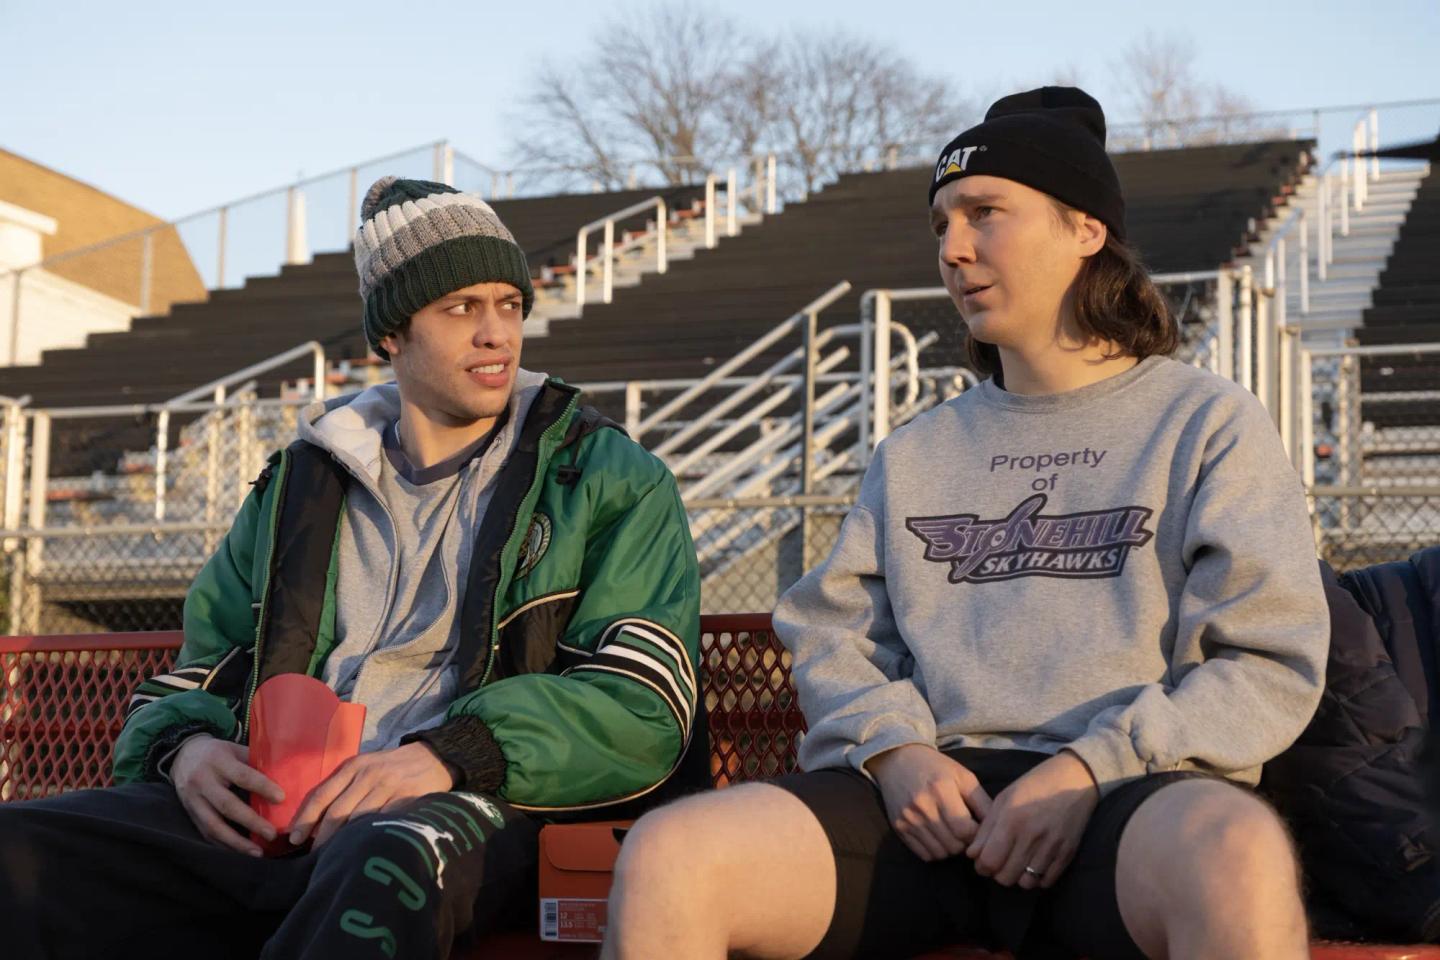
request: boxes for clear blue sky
[4,0,1438,221]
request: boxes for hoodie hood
[298,368,551,487]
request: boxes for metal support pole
[704,175,716,249]
[1299,211,1310,315]
[347,168,359,239]
[726,167,738,237]
[656,201,668,274]
[766,155,778,214]
[313,346,327,402]
[23,411,50,633]
[1329,354,1359,534]
[1353,122,1366,210]
[1318,174,1329,280]
[624,382,643,439]
[288,184,317,266]
[1216,268,1234,382]
[1340,167,1350,237]
[140,231,154,314]
[1238,265,1254,393]
[602,220,614,303]
[1368,108,1379,181]
[2,404,26,552]
[575,230,588,308]
[216,206,228,288]
[1279,324,1295,458]
[1299,349,1315,487]
[205,386,223,550]
[433,141,454,184]
[873,292,893,445]
[1256,293,1274,418]
[1276,238,1287,336]
[859,294,873,463]
[154,408,169,522]
[237,399,254,508]
[800,308,818,570]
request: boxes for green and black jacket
[113,379,705,814]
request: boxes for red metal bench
[0,617,1432,958]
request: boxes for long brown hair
[964,200,1179,378]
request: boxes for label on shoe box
[540,897,608,942]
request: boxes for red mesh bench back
[0,615,800,800]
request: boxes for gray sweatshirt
[297,370,548,751]
[775,356,1329,795]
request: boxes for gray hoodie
[297,370,549,750]
[775,356,1329,795]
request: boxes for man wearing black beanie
[607,86,1322,960]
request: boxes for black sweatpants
[0,781,541,960]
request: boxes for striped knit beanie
[354,177,534,360]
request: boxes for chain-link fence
[1304,348,1440,490]
[691,499,850,614]
[4,525,224,635]
[1309,488,1440,572]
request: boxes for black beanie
[928,86,1126,240]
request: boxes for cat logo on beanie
[935,145,984,183]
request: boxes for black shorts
[774,747,1218,960]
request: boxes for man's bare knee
[613,797,719,901]
[607,784,836,960]
[1119,779,1306,959]
[1168,783,1298,888]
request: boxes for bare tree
[510,4,976,195]
[753,32,975,194]
[1112,32,1280,148]
[510,5,752,191]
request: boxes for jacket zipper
[479,393,579,687]
[238,450,291,741]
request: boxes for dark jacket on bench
[1264,547,1440,943]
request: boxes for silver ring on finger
[1023,865,1043,879]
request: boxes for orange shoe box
[538,820,633,943]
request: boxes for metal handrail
[680,327,931,503]
[575,196,669,309]
[0,141,460,283]
[151,342,321,523]
[1305,342,1440,358]
[167,341,326,405]
[636,282,852,439]
[703,169,739,248]
[654,324,853,459]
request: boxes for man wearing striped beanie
[354,175,535,361]
[0,177,705,959]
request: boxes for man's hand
[967,750,1099,889]
[866,743,993,862]
[171,735,285,857]
[288,742,455,849]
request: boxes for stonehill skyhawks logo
[906,494,1154,584]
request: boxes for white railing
[703,168,740,249]
[626,282,851,445]
[574,197,669,310]
[7,341,327,538]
